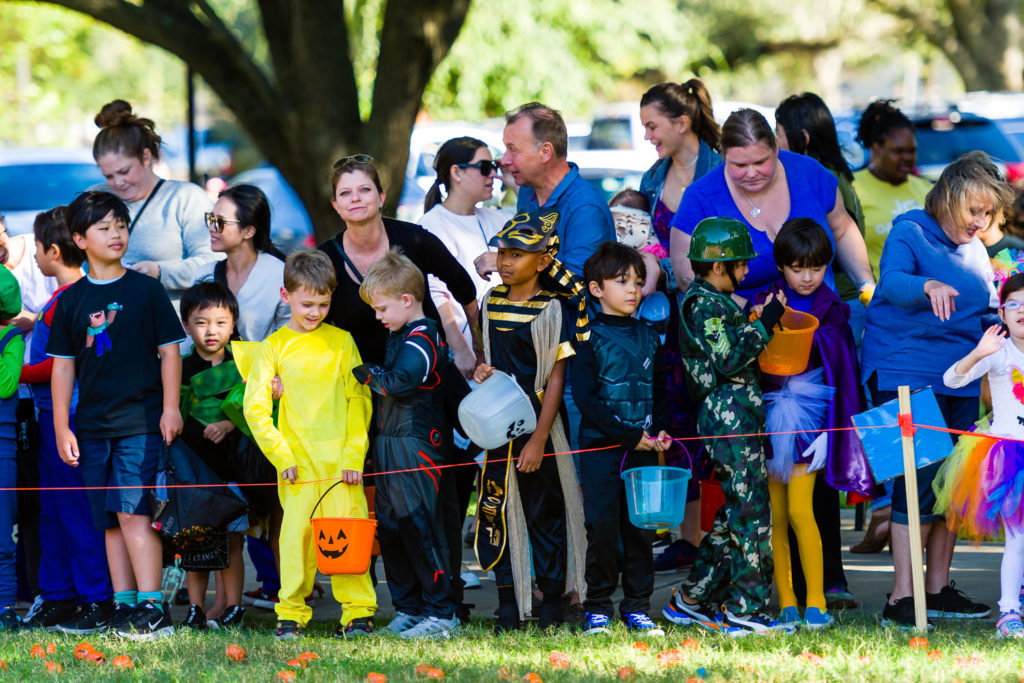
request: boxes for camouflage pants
[681,392,773,615]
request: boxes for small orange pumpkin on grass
[225,644,246,662]
[111,655,133,670]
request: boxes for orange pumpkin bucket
[756,307,819,376]
[309,482,377,575]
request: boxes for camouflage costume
[678,276,774,615]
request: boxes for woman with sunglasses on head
[318,154,479,375]
[92,99,217,304]
[420,137,510,353]
[192,185,290,342]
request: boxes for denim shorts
[867,375,979,525]
[78,433,163,530]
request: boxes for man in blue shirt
[475,102,615,279]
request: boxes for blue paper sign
[851,387,954,482]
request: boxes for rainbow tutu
[933,416,1024,539]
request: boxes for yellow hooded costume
[243,324,374,626]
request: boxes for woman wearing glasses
[318,155,478,374]
[92,99,217,303]
[192,184,290,341]
[861,151,1012,629]
[420,137,510,352]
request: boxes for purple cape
[753,280,876,496]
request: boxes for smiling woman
[92,100,217,303]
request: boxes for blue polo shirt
[517,163,615,277]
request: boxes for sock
[138,591,163,612]
[113,590,138,607]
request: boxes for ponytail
[641,78,722,152]
[423,178,444,213]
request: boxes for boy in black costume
[573,242,671,638]
[352,249,458,639]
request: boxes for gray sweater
[95,179,219,296]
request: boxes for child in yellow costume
[243,250,374,641]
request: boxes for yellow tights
[769,465,825,610]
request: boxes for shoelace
[587,614,610,627]
[625,613,656,628]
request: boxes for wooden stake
[898,385,928,633]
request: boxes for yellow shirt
[243,323,371,475]
[853,169,932,272]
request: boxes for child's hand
[160,407,183,445]
[639,251,660,297]
[750,303,765,318]
[56,426,79,467]
[203,420,236,444]
[517,436,544,473]
[765,290,788,308]
[473,363,495,384]
[342,469,363,485]
[975,324,1007,358]
[654,430,672,452]
[271,375,284,400]
[281,466,298,483]
[634,432,657,451]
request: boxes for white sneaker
[461,571,482,589]
[386,611,424,634]
[399,615,460,639]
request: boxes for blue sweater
[861,209,997,397]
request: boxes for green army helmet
[687,216,758,262]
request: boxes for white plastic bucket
[458,370,537,450]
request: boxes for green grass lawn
[0,614,1020,682]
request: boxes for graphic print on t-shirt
[85,303,122,357]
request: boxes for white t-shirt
[11,237,58,362]
[945,340,1024,438]
[419,204,509,349]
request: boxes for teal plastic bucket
[620,466,692,529]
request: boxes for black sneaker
[182,604,207,631]
[723,610,789,635]
[22,599,77,630]
[881,596,935,631]
[116,601,175,641]
[0,606,20,632]
[109,602,134,632]
[926,582,992,619]
[337,616,374,638]
[57,601,113,635]
[173,587,190,606]
[275,620,303,640]
[207,605,245,630]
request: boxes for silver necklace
[739,190,765,218]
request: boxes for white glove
[804,432,829,473]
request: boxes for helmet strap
[725,261,740,291]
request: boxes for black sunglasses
[204,212,241,233]
[333,154,374,170]
[458,160,500,175]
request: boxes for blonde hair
[359,248,425,304]
[284,249,337,295]
[926,151,1015,233]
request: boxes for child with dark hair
[176,281,251,631]
[352,249,459,639]
[47,190,186,640]
[749,217,871,631]
[663,217,786,636]
[20,207,112,634]
[573,241,670,637]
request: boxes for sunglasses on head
[204,212,241,233]
[333,154,374,171]
[458,160,500,175]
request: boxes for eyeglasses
[332,154,374,171]
[205,212,241,233]
[1003,301,1024,311]
[458,160,500,175]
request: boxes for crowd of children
[0,159,1015,645]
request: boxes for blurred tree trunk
[24,0,471,241]
[873,0,1023,91]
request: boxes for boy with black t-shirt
[47,191,186,641]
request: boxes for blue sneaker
[662,590,746,637]
[582,612,610,635]
[778,606,801,632]
[997,611,1024,639]
[0,606,19,632]
[802,607,834,631]
[621,612,665,637]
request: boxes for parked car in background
[396,122,505,223]
[161,125,235,181]
[567,148,648,203]
[228,166,314,253]
[0,148,104,235]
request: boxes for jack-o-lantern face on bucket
[317,526,348,559]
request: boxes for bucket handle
[309,479,347,521]
[618,439,693,476]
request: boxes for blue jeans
[0,438,16,606]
